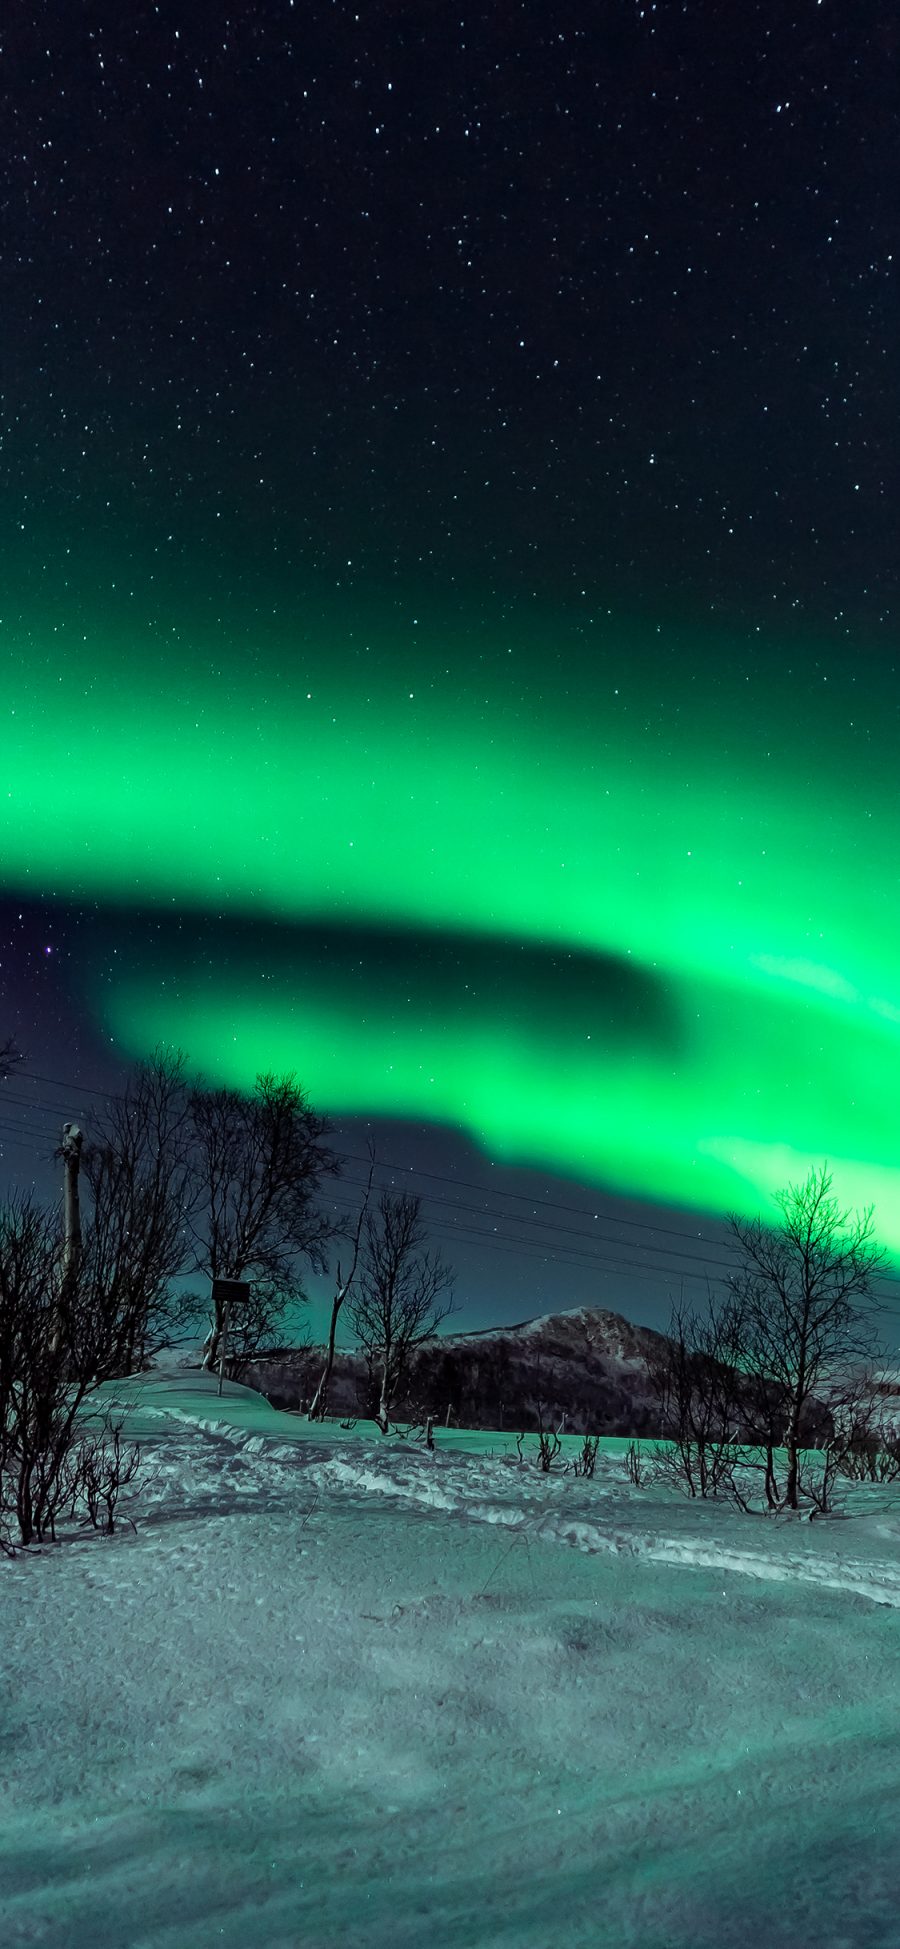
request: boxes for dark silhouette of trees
[646,1292,748,1498]
[650,1167,886,1513]
[0,1053,340,1543]
[79,1050,197,1375]
[188,1072,338,1372]
[0,1192,140,1550]
[80,1057,338,1376]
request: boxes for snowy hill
[242,1302,673,1433]
[2,1370,900,1948]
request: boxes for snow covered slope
[2,1370,899,1949]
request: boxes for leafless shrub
[0,1194,84,1549]
[802,1370,900,1504]
[648,1435,739,1502]
[837,1431,900,1483]
[0,1193,146,1551]
[515,1415,565,1472]
[623,1440,647,1486]
[386,1415,435,1449]
[75,1423,142,1534]
[574,1433,601,1478]
[646,1294,746,1500]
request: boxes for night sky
[2,1,899,1341]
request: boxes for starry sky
[2,0,899,1342]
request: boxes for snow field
[1,1373,899,1948]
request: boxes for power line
[336,1145,739,1255]
[12,1066,741,1257]
[334,1173,900,1302]
[0,1124,56,1155]
[331,1182,730,1290]
[333,1167,738,1274]
[0,1132,720,1286]
[423,1223,713,1289]
[9,1073,730,1286]
[0,1108,59,1140]
[11,1065,900,1296]
[15,1068,113,1101]
[1,1089,96,1120]
[327,1194,708,1291]
[425,1228,712,1291]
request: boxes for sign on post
[211,1279,251,1396]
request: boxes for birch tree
[307,1146,375,1421]
[348,1190,455,1433]
[189,1073,338,1373]
[79,1050,196,1375]
[726,1165,884,1509]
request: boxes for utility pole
[52,1122,83,1357]
[62,1122,83,1282]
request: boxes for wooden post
[217,1295,232,1398]
[425,1415,434,1450]
[211,1278,251,1397]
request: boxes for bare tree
[189,1072,338,1372]
[646,1291,748,1499]
[307,1146,375,1421]
[348,1191,455,1433]
[824,1366,900,1488]
[0,1193,63,1547]
[727,1165,885,1510]
[0,1193,140,1549]
[78,1050,197,1376]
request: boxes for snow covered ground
[2,1370,900,1949]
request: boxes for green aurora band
[6,592,900,1252]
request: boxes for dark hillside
[242,1305,673,1435]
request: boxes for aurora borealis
[2,3,898,1323]
[7,584,900,1260]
